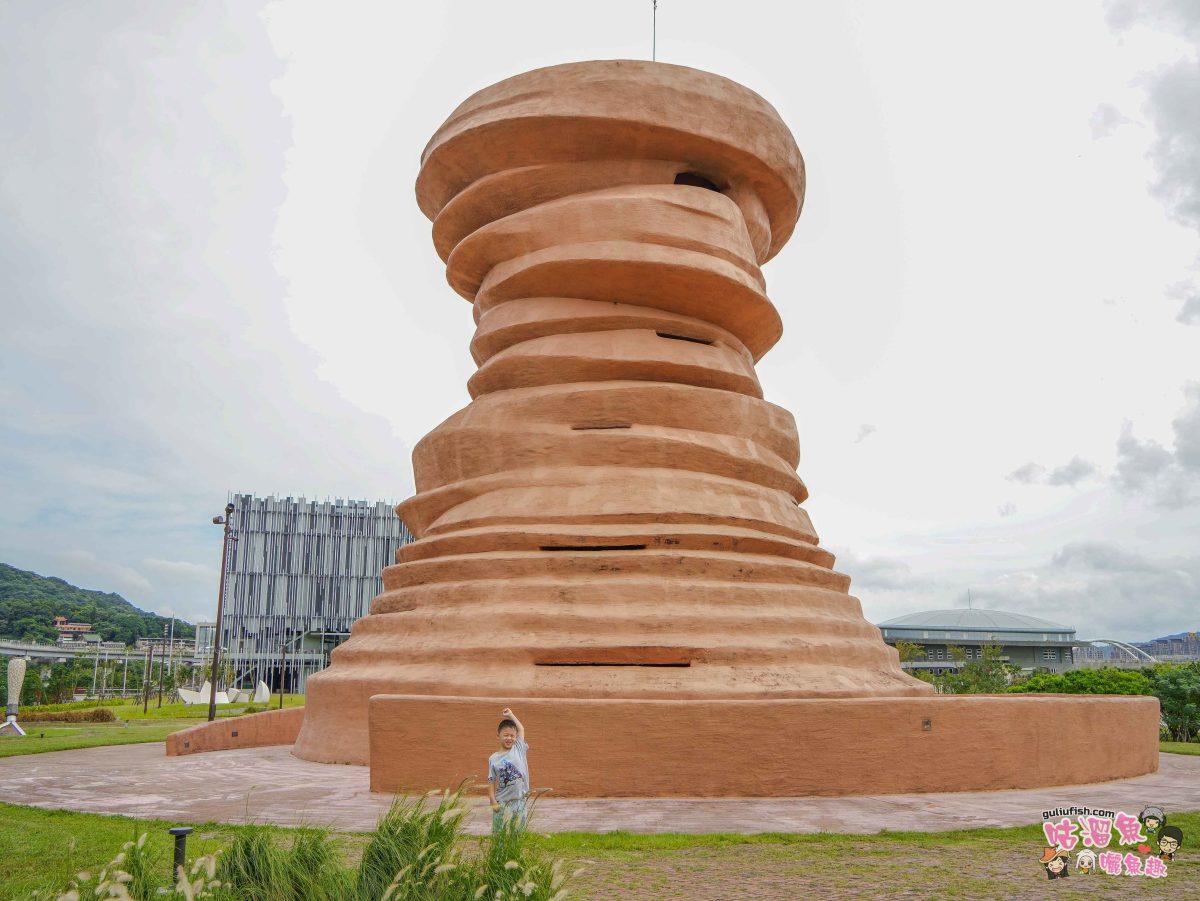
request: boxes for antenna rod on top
[968,589,973,609]
[653,1,658,61]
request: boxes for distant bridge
[0,639,82,662]
[1080,638,1159,663]
[0,639,136,663]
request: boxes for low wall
[368,694,1160,797]
[165,707,305,757]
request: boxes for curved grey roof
[876,608,1073,633]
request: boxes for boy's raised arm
[502,706,525,742]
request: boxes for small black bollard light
[167,826,193,877]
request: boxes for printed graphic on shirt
[494,759,524,793]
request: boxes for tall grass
[43,787,582,900]
[216,826,349,900]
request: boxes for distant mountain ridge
[0,562,195,646]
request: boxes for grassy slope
[0,721,187,759]
[0,561,194,644]
[111,694,305,720]
[0,697,305,759]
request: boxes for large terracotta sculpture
[292,61,1157,795]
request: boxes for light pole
[90,642,100,697]
[157,623,168,708]
[208,502,236,723]
[142,644,153,714]
[279,636,288,709]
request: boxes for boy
[487,706,530,832]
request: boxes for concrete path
[2,744,1198,835]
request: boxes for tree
[11,615,56,643]
[938,644,1014,694]
[895,640,925,665]
[1153,663,1200,742]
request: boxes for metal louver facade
[221,493,412,693]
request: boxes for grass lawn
[102,694,305,720]
[1161,741,1200,756]
[0,802,338,899]
[3,802,1196,900]
[0,696,305,760]
[0,720,191,759]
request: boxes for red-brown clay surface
[368,694,1160,797]
[166,707,303,756]
[290,59,1157,800]
[294,60,930,769]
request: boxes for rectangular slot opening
[536,647,693,667]
[535,661,691,667]
[539,544,647,551]
[571,422,632,430]
[655,331,714,346]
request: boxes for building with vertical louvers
[221,493,412,693]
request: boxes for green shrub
[1007,667,1155,695]
[22,707,117,723]
[1152,663,1200,742]
[23,698,124,714]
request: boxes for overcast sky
[2,1,1197,641]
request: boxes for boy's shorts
[492,798,528,832]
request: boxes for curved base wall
[365,694,1160,797]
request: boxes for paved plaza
[2,745,1198,835]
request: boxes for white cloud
[3,0,1199,647]
[1114,385,1200,506]
[1090,102,1133,138]
[141,558,213,582]
[844,541,1198,641]
[57,551,153,598]
[1177,292,1200,324]
[1047,457,1099,487]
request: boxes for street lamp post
[157,623,168,708]
[142,644,153,714]
[279,636,288,710]
[90,642,100,697]
[208,502,236,723]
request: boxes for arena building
[876,608,1078,675]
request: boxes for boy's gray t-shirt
[488,738,530,804]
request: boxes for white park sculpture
[1,656,28,736]
[252,680,270,704]
[176,679,271,707]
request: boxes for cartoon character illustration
[1158,825,1183,862]
[1039,847,1070,879]
[1074,848,1096,874]
[1139,805,1166,835]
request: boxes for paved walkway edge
[1,745,1197,836]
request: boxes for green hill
[0,562,195,647]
